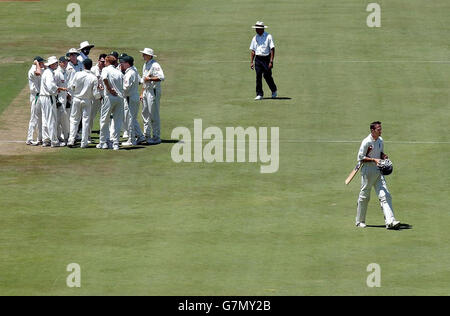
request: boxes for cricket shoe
[51,142,66,148]
[147,138,161,145]
[67,141,75,148]
[386,220,401,230]
[42,141,51,147]
[254,95,263,100]
[137,136,147,144]
[96,143,109,149]
[26,140,33,146]
[271,91,277,98]
[113,144,120,151]
[356,222,367,228]
[122,140,136,146]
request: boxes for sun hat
[252,21,268,29]
[139,48,157,57]
[79,41,94,50]
[66,48,80,56]
[45,56,58,66]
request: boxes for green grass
[0,0,450,295]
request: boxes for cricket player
[249,21,278,100]
[26,56,44,145]
[355,121,401,229]
[97,55,124,150]
[140,48,165,145]
[89,53,107,142]
[67,58,101,148]
[120,55,145,146]
[54,56,70,143]
[39,56,67,147]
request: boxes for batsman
[355,121,401,229]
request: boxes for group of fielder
[26,41,164,150]
[24,22,402,229]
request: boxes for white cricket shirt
[70,69,101,101]
[101,65,124,98]
[249,32,275,56]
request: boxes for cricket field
[0,0,449,295]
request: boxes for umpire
[250,21,278,100]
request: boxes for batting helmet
[377,159,393,175]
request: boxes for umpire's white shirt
[357,134,384,165]
[71,70,101,101]
[28,65,41,95]
[141,60,164,90]
[40,68,58,97]
[101,65,124,98]
[249,32,275,56]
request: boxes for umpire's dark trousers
[255,55,277,97]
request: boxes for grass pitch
[0,0,450,295]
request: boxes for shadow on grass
[261,97,292,100]
[366,223,413,230]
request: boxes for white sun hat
[139,48,157,57]
[252,21,268,29]
[45,56,58,66]
[66,48,80,56]
[79,41,95,50]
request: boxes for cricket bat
[345,145,373,185]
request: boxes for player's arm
[250,50,255,69]
[269,48,275,69]
[103,78,117,96]
[34,60,42,76]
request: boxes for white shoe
[386,220,401,230]
[80,143,88,149]
[271,91,277,98]
[254,95,263,100]
[113,144,120,151]
[122,140,133,146]
[356,222,367,228]
[51,142,66,148]
[67,141,75,147]
[26,140,33,146]
[96,143,102,149]
[42,142,51,147]
[123,131,129,138]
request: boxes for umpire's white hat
[252,21,268,29]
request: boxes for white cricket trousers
[142,88,161,139]
[88,98,102,138]
[125,96,144,142]
[26,93,42,142]
[57,105,70,141]
[356,164,396,225]
[99,95,124,145]
[69,97,92,147]
[40,95,59,145]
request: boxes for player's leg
[374,176,399,228]
[141,91,152,140]
[80,100,91,148]
[111,97,124,150]
[149,89,161,143]
[26,94,39,144]
[40,96,51,146]
[356,167,377,226]
[68,98,82,146]
[98,96,112,148]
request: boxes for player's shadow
[262,97,292,100]
[367,223,413,230]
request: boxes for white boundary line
[184,60,450,64]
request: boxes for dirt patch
[0,85,57,156]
